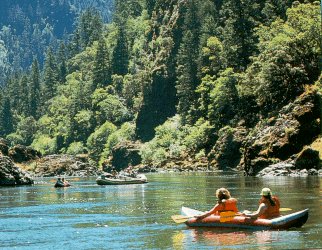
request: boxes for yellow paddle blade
[279,208,292,212]
[171,215,191,224]
[219,211,236,222]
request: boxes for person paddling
[54,178,64,188]
[194,188,239,220]
[241,187,280,219]
[62,178,70,186]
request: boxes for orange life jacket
[259,196,280,219]
[215,198,238,214]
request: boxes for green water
[0,173,321,249]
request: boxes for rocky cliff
[239,88,321,176]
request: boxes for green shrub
[66,141,86,155]
[87,121,117,162]
[31,135,57,155]
[99,122,136,165]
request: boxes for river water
[0,173,321,249]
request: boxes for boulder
[294,147,320,170]
[0,156,34,185]
[256,162,293,177]
[8,144,41,163]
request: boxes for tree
[78,8,103,49]
[87,121,117,162]
[220,0,259,71]
[111,26,129,75]
[57,43,68,83]
[175,0,200,124]
[29,59,41,119]
[42,47,59,103]
[208,68,239,130]
[241,2,321,113]
[146,0,157,17]
[93,36,111,88]
[0,98,13,137]
[18,75,29,116]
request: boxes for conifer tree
[93,36,111,89]
[5,75,20,113]
[29,59,41,119]
[0,98,13,137]
[42,47,58,102]
[220,0,259,71]
[112,26,129,75]
[175,0,200,124]
[57,43,68,83]
[146,0,156,16]
[198,0,219,47]
[79,8,103,49]
[19,75,29,116]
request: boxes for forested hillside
[0,0,114,83]
[0,0,321,174]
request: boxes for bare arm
[194,204,219,219]
[242,203,267,219]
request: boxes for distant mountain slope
[0,0,114,37]
[0,0,114,83]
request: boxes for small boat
[96,174,148,185]
[181,206,308,230]
[54,182,71,188]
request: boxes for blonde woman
[195,188,238,220]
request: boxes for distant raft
[96,174,148,185]
[181,206,308,230]
[54,182,71,188]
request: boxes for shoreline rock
[25,154,99,177]
[0,156,34,186]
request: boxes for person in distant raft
[194,188,238,220]
[241,187,280,219]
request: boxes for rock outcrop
[0,138,9,156]
[103,141,142,171]
[240,89,320,176]
[28,154,98,177]
[208,126,248,170]
[0,156,34,185]
[8,144,41,162]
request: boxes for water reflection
[172,228,303,249]
[189,229,249,246]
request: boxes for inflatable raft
[54,182,70,188]
[96,174,148,185]
[181,206,308,230]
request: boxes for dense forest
[0,0,321,172]
[0,0,114,84]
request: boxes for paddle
[279,208,292,212]
[171,215,192,224]
[219,211,236,222]
[171,211,236,224]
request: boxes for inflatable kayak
[181,206,308,230]
[96,174,148,185]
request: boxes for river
[0,173,321,249]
